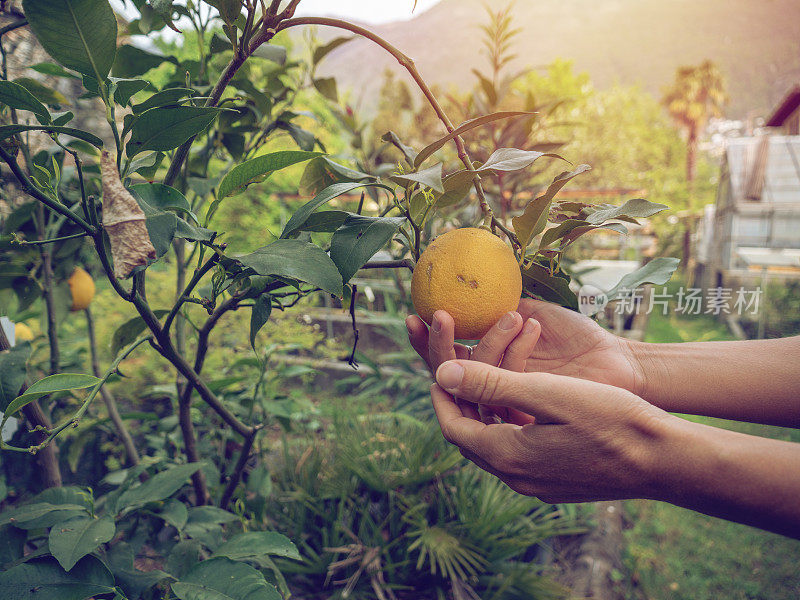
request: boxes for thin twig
[85,307,139,466]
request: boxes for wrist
[619,338,653,399]
[641,415,718,505]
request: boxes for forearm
[651,417,800,538]
[631,336,800,427]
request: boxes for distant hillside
[313,0,800,119]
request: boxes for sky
[294,0,441,24]
[111,1,442,25]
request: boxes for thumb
[435,360,574,424]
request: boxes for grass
[623,304,800,599]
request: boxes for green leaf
[30,62,80,79]
[167,540,203,579]
[238,240,344,297]
[476,147,552,173]
[4,374,99,418]
[381,131,418,167]
[171,557,281,600]
[0,344,30,412]
[251,44,287,65]
[126,107,221,157]
[112,44,175,78]
[585,198,669,225]
[313,36,352,65]
[297,210,350,233]
[435,170,474,209]
[15,77,69,107]
[217,150,321,199]
[203,0,242,24]
[114,463,205,514]
[414,111,534,168]
[0,80,51,121]
[329,216,406,283]
[112,78,151,107]
[562,222,628,246]
[512,165,591,250]
[0,524,26,567]
[129,183,191,214]
[250,295,272,351]
[0,502,87,528]
[49,516,115,571]
[521,263,578,310]
[213,532,300,562]
[391,163,444,194]
[159,498,189,531]
[0,125,103,148]
[605,257,681,301]
[132,87,196,114]
[52,111,75,126]
[299,156,375,196]
[0,555,115,600]
[281,182,393,239]
[110,310,169,357]
[22,0,117,81]
[312,77,337,102]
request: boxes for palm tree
[662,60,728,185]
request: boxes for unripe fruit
[67,267,95,311]
[14,322,34,342]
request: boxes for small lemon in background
[67,267,95,311]
[411,228,522,340]
[14,322,35,342]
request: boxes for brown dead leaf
[101,151,156,278]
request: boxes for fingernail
[436,362,464,390]
[523,318,538,334]
[432,313,442,333]
[498,311,518,330]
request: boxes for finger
[500,318,541,372]
[406,315,431,367]
[430,384,486,449]
[435,360,592,423]
[456,399,481,420]
[407,314,470,372]
[428,310,457,372]
[471,311,523,366]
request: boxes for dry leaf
[101,151,156,278]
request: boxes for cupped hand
[406,309,542,423]
[430,359,675,503]
[512,298,644,394]
[407,298,645,397]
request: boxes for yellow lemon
[411,228,522,340]
[67,267,95,311]
[14,322,35,342]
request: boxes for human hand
[429,359,675,503]
[407,299,643,395]
[406,309,542,423]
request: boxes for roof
[724,136,800,204]
[766,85,800,127]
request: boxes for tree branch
[0,146,95,233]
[132,295,253,438]
[220,427,260,509]
[276,17,496,223]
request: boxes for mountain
[313,0,800,119]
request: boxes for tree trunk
[686,126,698,186]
